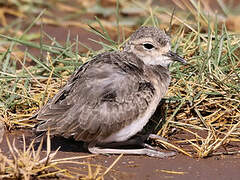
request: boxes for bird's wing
[36,52,158,142]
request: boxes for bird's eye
[143,43,154,50]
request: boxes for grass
[0,0,240,178]
[159,3,240,157]
[0,131,61,179]
[0,130,122,179]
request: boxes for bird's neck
[149,64,171,90]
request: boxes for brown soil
[1,129,240,180]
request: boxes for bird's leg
[88,146,175,158]
[147,133,169,141]
[130,133,169,149]
[88,135,176,158]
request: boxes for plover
[34,26,186,157]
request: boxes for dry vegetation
[0,0,240,179]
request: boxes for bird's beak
[165,51,187,64]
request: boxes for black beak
[165,51,187,64]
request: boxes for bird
[33,26,186,157]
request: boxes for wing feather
[36,52,159,142]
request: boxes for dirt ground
[1,129,240,180]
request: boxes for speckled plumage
[34,26,186,157]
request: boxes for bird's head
[123,26,186,68]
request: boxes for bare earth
[1,129,240,180]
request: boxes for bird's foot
[88,144,176,158]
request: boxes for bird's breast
[101,86,162,143]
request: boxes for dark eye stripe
[143,43,154,50]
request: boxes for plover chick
[34,26,186,157]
